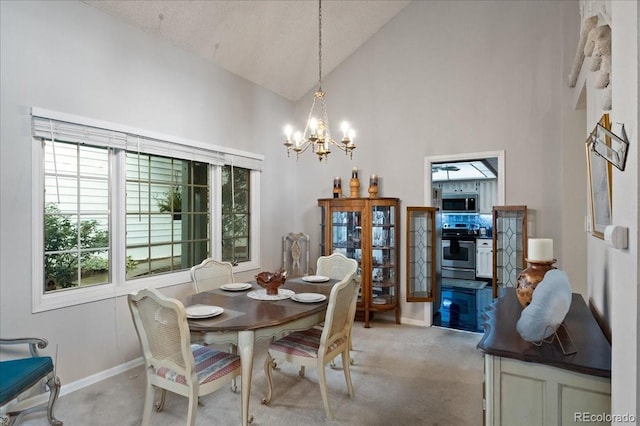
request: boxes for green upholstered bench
[0,338,62,425]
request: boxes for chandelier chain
[318,0,322,88]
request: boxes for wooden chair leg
[186,394,197,426]
[317,364,333,421]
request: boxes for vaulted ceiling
[82,0,411,101]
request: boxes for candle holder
[515,259,557,308]
[350,168,360,198]
[333,177,342,198]
[368,174,378,198]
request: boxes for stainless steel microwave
[442,193,478,213]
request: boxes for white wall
[0,0,296,383]
[607,0,638,419]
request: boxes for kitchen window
[32,108,263,312]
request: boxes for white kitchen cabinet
[438,181,479,194]
[477,180,497,213]
[476,238,493,278]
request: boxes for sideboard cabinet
[478,289,611,425]
[318,197,400,328]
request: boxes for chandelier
[283,0,356,162]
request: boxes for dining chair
[282,232,311,278]
[316,252,359,364]
[189,257,240,391]
[127,288,241,426]
[261,272,360,420]
[316,252,358,280]
[190,257,234,293]
[0,337,62,425]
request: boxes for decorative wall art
[586,114,612,239]
[588,122,630,172]
[567,6,612,111]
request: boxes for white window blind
[32,107,264,170]
[32,116,127,149]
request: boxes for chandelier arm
[303,95,318,138]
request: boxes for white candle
[528,238,554,262]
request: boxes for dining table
[184,276,340,426]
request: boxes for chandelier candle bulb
[528,238,554,262]
[352,167,358,179]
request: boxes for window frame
[31,108,263,313]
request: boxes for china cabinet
[318,197,400,328]
[405,207,437,302]
[492,206,528,299]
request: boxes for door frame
[422,150,506,327]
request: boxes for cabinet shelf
[318,197,400,328]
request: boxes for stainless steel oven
[441,224,477,280]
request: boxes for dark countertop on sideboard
[477,288,611,378]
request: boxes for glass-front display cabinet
[492,205,528,299]
[406,207,438,302]
[318,197,400,328]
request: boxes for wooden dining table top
[185,278,339,332]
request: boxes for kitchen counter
[441,277,487,290]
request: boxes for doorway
[423,150,505,330]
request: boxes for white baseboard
[59,357,144,397]
[400,317,428,327]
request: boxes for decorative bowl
[255,270,287,295]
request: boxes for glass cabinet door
[492,205,528,298]
[371,203,397,306]
[406,207,437,302]
[329,208,363,275]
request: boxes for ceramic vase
[515,260,556,308]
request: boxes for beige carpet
[21,322,484,426]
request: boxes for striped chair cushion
[155,344,240,385]
[270,328,347,358]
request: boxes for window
[221,165,250,264]
[43,140,110,291]
[32,108,263,312]
[125,154,210,279]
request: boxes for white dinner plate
[185,304,224,318]
[301,275,330,283]
[221,283,252,291]
[291,293,327,303]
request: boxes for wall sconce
[588,122,629,171]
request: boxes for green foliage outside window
[221,166,250,263]
[44,203,134,290]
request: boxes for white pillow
[516,269,572,342]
